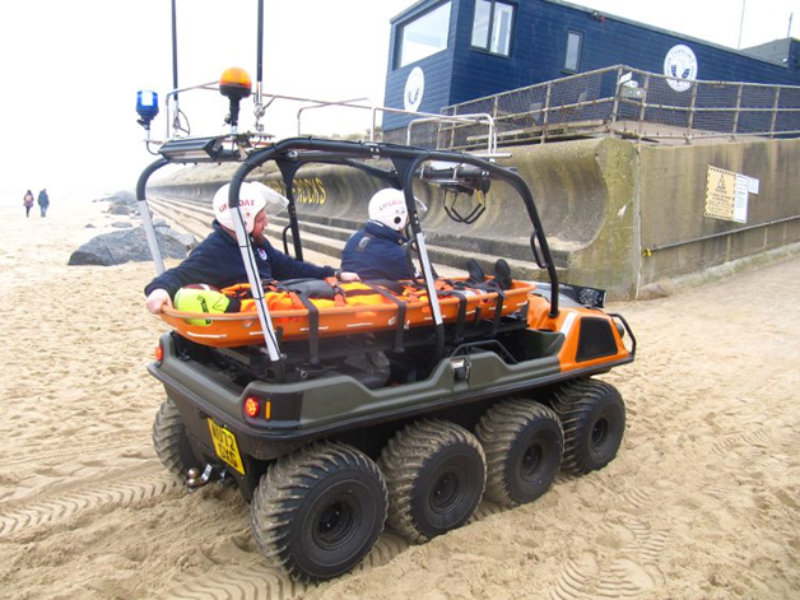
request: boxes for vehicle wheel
[250,442,387,582]
[551,379,626,475]
[379,420,486,543]
[152,398,198,476]
[476,398,563,507]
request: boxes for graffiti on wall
[268,177,328,205]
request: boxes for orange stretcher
[159,278,537,349]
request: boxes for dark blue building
[382,0,800,130]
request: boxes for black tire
[250,442,387,582]
[152,398,198,477]
[551,379,626,475]
[379,420,486,543]
[476,398,563,507]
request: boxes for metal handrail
[158,81,499,153]
[440,64,800,147]
[406,113,497,153]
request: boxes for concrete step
[147,196,213,240]
[146,195,564,281]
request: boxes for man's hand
[146,288,172,314]
[338,271,361,282]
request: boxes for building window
[397,2,452,68]
[564,30,582,72]
[471,0,514,56]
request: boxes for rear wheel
[476,398,563,507]
[552,379,626,474]
[152,398,198,477]
[379,420,486,543]
[250,442,387,582]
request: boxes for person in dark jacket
[37,189,50,217]
[341,188,415,281]
[145,182,359,314]
[23,189,34,217]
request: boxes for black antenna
[257,0,264,86]
[171,0,180,129]
[255,0,264,122]
[171,0,179,91]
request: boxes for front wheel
[250,442,387,582]
[551,379,626,475]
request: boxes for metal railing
[395,65,800,149]
[155,81,500,155]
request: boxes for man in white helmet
[340,188,415,281]
[145,181,359,314]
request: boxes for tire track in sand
[0,466,180,537]
[157,528,411,599]
[157,500,505,600]
[550,488,669,599]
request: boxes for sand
[1,198,798,599]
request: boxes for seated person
[341,188,416,281]
[145,181,359,314]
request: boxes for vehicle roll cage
[137,136,560,373]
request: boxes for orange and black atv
[139,136,636,582]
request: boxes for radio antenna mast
[171,0,180,128]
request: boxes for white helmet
[213,181,286,233]
[369,188,408,231]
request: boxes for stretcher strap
[363,283,407,352]
[294,293,320,365]
[439,290,468,342]
[491,290,506,335]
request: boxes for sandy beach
[1,197,798,599]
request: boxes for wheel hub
[315,500,355,548]
[520,444,543,479]
[431,472,460,512]
[591,418,609,447]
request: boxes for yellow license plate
[207,420,245,475]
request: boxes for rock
[108,201,133,215]
[112,222,133,228]
[98,190,136,205]
[68,226,197,266]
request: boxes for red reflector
[244,397,260,418]
[154,344,164,362]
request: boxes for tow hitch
[186,464,215,489]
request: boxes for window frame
[394,1,453,69]
[470,0,515,58]
[563,29,583,73]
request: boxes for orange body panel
[526,293,630,371]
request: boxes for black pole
[171,0,179,96]
[257,0,264,85]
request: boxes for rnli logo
[404,66,425,112]
[663,45,698,92]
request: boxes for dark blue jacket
[341,220,413,280]
[144,221,335,297]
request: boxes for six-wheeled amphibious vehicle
[138,131,636,581]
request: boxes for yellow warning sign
[705,166,737,221]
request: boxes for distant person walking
[37,188,50,217]
[23,189,34,217]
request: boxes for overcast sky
[0,0,796,204]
